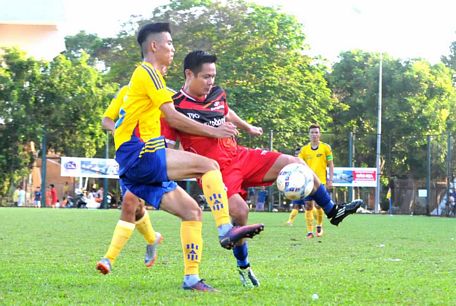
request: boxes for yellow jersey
[103,85,128,120]
[298,142,333,184]
[114,62,173,150]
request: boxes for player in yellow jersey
[96,23,264,292]
[101,85,178,270]
[286,124,334,238]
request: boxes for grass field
[0,208,455,305]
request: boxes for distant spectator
[61,196,68,208]
[95,187,104,203]
[13,186,20,207]
[50,184,58,208]
[33,186,41,208]
[63,181,70,198]
[17,186,26,207]
[46,186,52,207]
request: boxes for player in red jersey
[162,50,363,287]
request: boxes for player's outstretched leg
[219,224,264,250]
[329,199,363,226]
[310,184,362,226]
[201,169,264,249]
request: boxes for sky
[61,0,456,64]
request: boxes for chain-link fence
[236,130,456,216]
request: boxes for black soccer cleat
[329,199,363,226]
[219,224,264,250]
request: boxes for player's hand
[213,122,239,138]
[247,125,263,136]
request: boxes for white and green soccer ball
[276,163,314,200]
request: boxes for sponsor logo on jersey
[204,117,226,127]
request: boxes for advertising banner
[331,167,377,187]
[61,157,119,179]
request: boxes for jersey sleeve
[103,85,128,120]
[325,144,333,161]
[139,64,173,109]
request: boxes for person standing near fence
[50,184,58,209]
[286,124,334,238]
[17,186,26,207]
[33,186,41,208]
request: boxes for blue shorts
[116,136,177,209]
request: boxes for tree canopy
[0,48,115,195]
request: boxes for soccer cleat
[182,279,217,292]
[145,232,163,268]
[316,226,323,237]
[306,232,314,239]
[238,267,260,287]
[219,224,264,250]
[96,258,112,275]
[329,199,363,226]
[286,221,293,226]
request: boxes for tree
[0,48,115,196]
[328,50,456,179]
[95,0,337,150]
[442,41,456,81]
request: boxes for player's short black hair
[137,22,171,57]
[309,124,321,131]
[137,22,171,45]
[183,50,217,76]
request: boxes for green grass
[0,208,455,305]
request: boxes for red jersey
[50,187,58,203]
[163,86,241,169]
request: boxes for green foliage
[442,41,456,82]
[328,50,456,178]
[0,48,115,196]
[93,0,336,150]
[0,209,455,304]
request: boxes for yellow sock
[305,209,314,233]
[315,207,324,226]
[201,169,230,227]
[287,209,299,224]
[181,221,203,275]
[104,220,135,264]
[135,210,156,244]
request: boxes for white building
[0,0,65,61]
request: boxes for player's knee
[187,205,202,221]
[122,195,138,213]
[135,203,145,221]
[180,200,202,221]
[206,158,220,171]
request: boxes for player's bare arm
[226,109,263,136]
[101,117,115,132]
[327,159,334,189]
[161,102,238,138]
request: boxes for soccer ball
[276,163,314,200]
